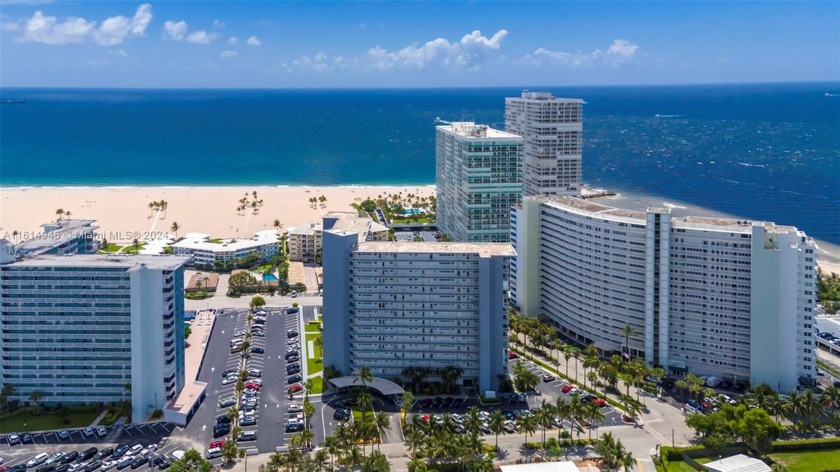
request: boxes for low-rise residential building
[0,243,189,423]
[172,230,279,268]
[322,230,513,393]
[14,219,99,257]
[287,212,388,262]
[512,195,817,392]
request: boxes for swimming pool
[404,208,424,215]
[263,274,279,282]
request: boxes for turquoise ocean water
[1,83,838,245]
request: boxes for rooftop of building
[6,253,190,270]
[436,122,522,140]
[15,219,98,256]
[325,211,388,235]
[287,223,323,236]
[172,230,279,252]
[528,195,798,233]
[704,454,770,472]
[357,240,516,257]
[508,91,585,103]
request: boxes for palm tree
[536,400,555,448]
[517,414,538,447]
[783,390,808,430]
[355,365,375,390]
[132,238,140,252]
[802,388,822,428]
[64,211,72,218]
[562,345,574,379]
[373,411,390,451]
[488,409,506,450]
[405,428,424,458]
[170,222,180,238]
[582,353,600,391]
[585,401,606,439]
[55,208,65,220]
[821,385,840,420]
[28,390,43,414]
[554,396,571,439]
[438,365,463,394]
[568,394,585,440]
[1,384,15,412]
[273,219,282,230]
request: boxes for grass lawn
[0,410,99,433]
[305,321,321,333]
[769,450,840,472]
[98,243,123,253]
[306,332,323,375]
[663,461,701,472]
[309,376,324,394]
[120,243,146,255]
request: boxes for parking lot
[0,423,180,471]
[0,304,321,465]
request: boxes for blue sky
[1,1,838,88]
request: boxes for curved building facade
[512,196,817,392]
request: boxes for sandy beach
[0,185,435,244]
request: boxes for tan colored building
[286,212,388,262]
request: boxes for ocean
[1,83,838,246]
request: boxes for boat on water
[0,99,26,104]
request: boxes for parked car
[236,431,257,442]
[129,457,148,470]
[508,351,518,359]
[248,368,262,377]
[80,448,99,461]
[57,430,70,441]
[218,396,237,408]
[288,403,302,413]
[83,428,95,438]
[96,427,108,438]
[222,375,238,385]
[208,440,226,449]
[112,445,129,459]
[21,433,33,444]
[542,374,556,382]
[251,347,264,354]
[213,424,231,438]
[288,383,303,394]
[285,422,304,433]
[27,453,50,468]
[86,460,103,472]
[96,448,113,460]
[46,453,66,466]
[287,374,303,384]
[7,432,22,445]
[61,452,80,465]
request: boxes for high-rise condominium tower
[505,91,583,196]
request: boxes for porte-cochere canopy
[327,376,405,396]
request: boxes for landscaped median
[510,345,642,415]
[304,320,325,394]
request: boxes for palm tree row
[236,191,264,216]
[746,383,840,430]
[509,312,655,421]
[148,200,168,218]
[403,406,493,472]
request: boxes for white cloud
[186,30,213,44]
[163,20,187,41]
[517,38,639,67]
[9,4,151,46]
[363,29,508,71]
[606,39,639,61]
[108,48,128,57]
[228,36,237,45]
[246,35,260,46]
[213,19,225,28]
[460,29,507,49]
[314,51,327,62]
[220,50,237,59]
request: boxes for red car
[289,383,303,393]
[561,385,575,393]
[209,439,226,449]
[508,351,518,359]
[245,383,261,391]
[593,398,607,407]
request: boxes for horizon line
[1,79,839,91]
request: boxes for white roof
[705,455,771,472]
[500,462,580,472]
[173,231,279,253]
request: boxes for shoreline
[2,184,837,266]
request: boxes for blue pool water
[263,274,279,282]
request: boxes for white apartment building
[172,230,279,268]
[0,243,189,422]
[512,196,817,392]
[436,122,523,243]
[322,230,513,393]
[15,219,99,257]
[287,212,389,262]
[505,92,583,197]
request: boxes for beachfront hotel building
[511,196,817,392]
[322,230,513,393]
[435,122,523,243]
[505,92,584,197]
[0,243,190,422]
[287,212,389,262]
[172,230,279,268]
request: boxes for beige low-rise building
[286,211,388,262]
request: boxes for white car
[7,433,20,445]
[288,403,302,413]
[27,453,49,468]
[222,375,238,385]
[46,453,66,466]
[127,444,143,455]
[83,427,95,437]
[96,426,108,438]
[101,460,117,471]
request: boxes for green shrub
[771,437,840,452]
